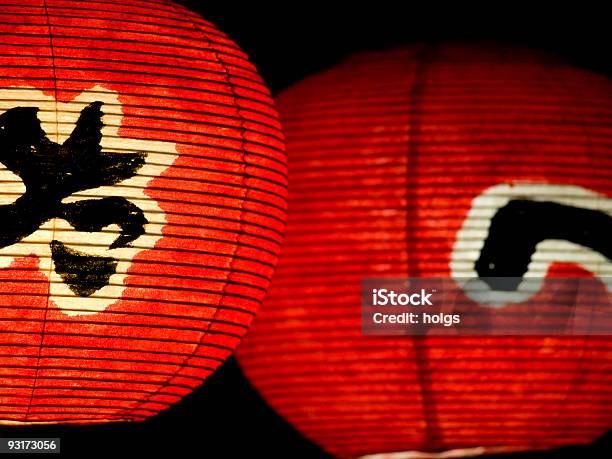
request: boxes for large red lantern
[237,45,612,457]
[0,1,286,423]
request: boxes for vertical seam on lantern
[406,43,443,451]
[24,0,59,423]
[117,8,250,419]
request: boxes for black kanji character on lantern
[475,200,612,292]
[0,102,147,297]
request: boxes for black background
[2,2,611,458]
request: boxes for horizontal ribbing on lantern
[237,45,612,458]
[0,0,286,424]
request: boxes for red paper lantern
[237,45,612,457]
[0,1,286,423]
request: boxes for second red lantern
[237,45,612,458]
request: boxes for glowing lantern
[0,0,286,423]
[237,45,612,457]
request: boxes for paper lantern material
[0,0,286,423]
[237,45,612,458]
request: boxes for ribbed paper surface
[0,0,287,424]
[237,45,612,458]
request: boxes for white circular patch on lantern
[0,86,178,315]
[451,182,612,306]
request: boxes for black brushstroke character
[0,102,148,297]
[475,199,612,291]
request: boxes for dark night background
[2,2,611,458]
